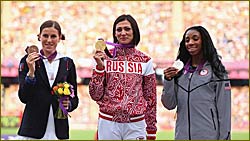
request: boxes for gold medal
[95,40,106,51]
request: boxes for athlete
[89,14,157,140]
[161,25,231,140]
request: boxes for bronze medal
[26,45,39,54]
[95,40,106,51]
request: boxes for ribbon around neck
[184,59,206,74]
[40,50,57,62]
[104,41,134,58]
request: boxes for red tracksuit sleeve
[143,73,157,140]
[89,66,106,101]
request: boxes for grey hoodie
[161,62,231,140]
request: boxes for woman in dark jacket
[17,20,79,139]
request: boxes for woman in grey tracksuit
[161,26,231,140]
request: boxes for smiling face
[115,20,134,45]
[185,29,203,56]
[38,27,60,55]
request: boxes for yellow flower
[58,88,64,95]
[64,88,71,95]
[64,83,70,88]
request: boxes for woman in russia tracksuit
[161,26,231,140]
[89,14,157,140]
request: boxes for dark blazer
[17,55,79,139]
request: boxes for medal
[95,40,106,51]
[95,39,134,58]
[26,45,39,54]
[172,59,184,71]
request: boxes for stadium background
[1,1,249,140]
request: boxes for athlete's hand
[26,52,40,74]
[93,51,105,69]
[62,97,70,110]
[163,67,179,80]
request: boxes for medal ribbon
[40,50,57,62]
[184,59,206,74]
[59,96,69,116]
[100,39,134,57]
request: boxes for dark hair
[37,20,65,41]
[112,14,140,46]
[177,25,227,79]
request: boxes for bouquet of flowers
[52,82,75,119]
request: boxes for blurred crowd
[182,1,249,61]
[1,1,249,70]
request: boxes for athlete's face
[38,27,60,55]
[115,20,133,45]
[185,29,202,56]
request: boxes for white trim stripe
[130,114,144,120]
[99,112,113,118]
[95,68,105,73]
[99,111,144,121]
[147,134,156,137]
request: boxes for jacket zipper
[210,109,216,130]
[121,49,127,116]
[188,73,193,140]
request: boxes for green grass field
[1,128,249,140]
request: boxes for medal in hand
[25,45,41,68]
[95,40,106,52]
[172,59,184,71]
[26,45,39,54]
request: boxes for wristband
[95,65,105,73]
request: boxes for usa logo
[199,69,208,76]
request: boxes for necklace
[184,59,205,74]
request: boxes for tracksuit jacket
[161,61,231,140]
[89,47,157,139]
